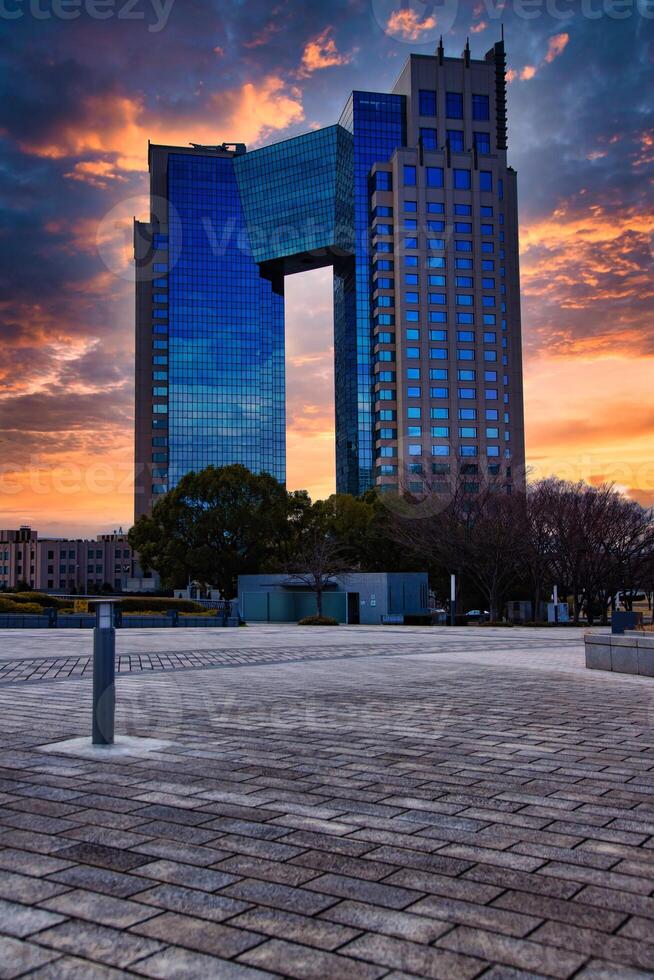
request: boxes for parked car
[466,609,489,620]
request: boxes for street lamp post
[92,599,117,745]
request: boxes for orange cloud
[545,32,570,63]
[520,204,654,350]
[633,130,654,168]
[299,28,352,76]
[64,160,128,189]
[511,32,570,82]
[471,21,487,34]
[385,9,437,41]
[19,76,304,177]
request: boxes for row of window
[374,257,498,273]
[385,202,497,217]
[378,294,497,307]
[418,90,490,121]
[418,128,491,155]
[377,388,510,402]
[377,426,503,439]
[375,167,494,193]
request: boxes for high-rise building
[134,38,525,519]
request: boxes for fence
[0,602,240,630]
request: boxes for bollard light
[92,599,117,746]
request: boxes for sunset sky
[0,0,652,536]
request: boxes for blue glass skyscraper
[134,39,525,519]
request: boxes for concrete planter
[585,632,654,677]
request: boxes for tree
[128,465,297,597]
[285,505,354,617]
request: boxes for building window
[376,170,392,191]
[446,92,464,119]
[426,167,443,188]
[480,170,493,192]
[472,94,490,120]
[453,168,471,190]
[419,89,437,116]
[403,165,417,186]
[420,127,437,150]
[447,130,464,152]
[474,132,491,155]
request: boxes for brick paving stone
[31,919,165,968]
[530,920,654,971]
[0,899,65,938]
[40,888,160,928]
[537,862,654,894]
[132,859,240,892]
[27,954,127,978]
[617,915,654,941]
[491,889,628,932]
[220,878,338,916]
[277,829,374,856]
[47,865,155,898]
[288,848,399,881]
[237,936,387,979]
[130,911,263,958]
[406,895,542,938]
[436,926,589,977]
[227,906,361,950]
[133,945,276,979]
[211,834,304,862]
[574,960,654,979]
[319,899,453,943]
[130,819,220,845]
[134,883,250,921]
[361,846,473,877]
[303,872,423,909]
[463,863,584,900]
[384,868,504,904]
[0,870,69,905]
[0,848,75,877]
[53,842,153,873]
[340,932,484,979]
[132,839,232,867]
[214,854,320,886]
[0,935,60,978]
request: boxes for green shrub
[0,598,43,615]
[12,592,72,609]
[298,615,339,626]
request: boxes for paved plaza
[0,625,652,978]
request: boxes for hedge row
[1,593,208,614]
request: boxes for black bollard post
[92,601,116,745]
